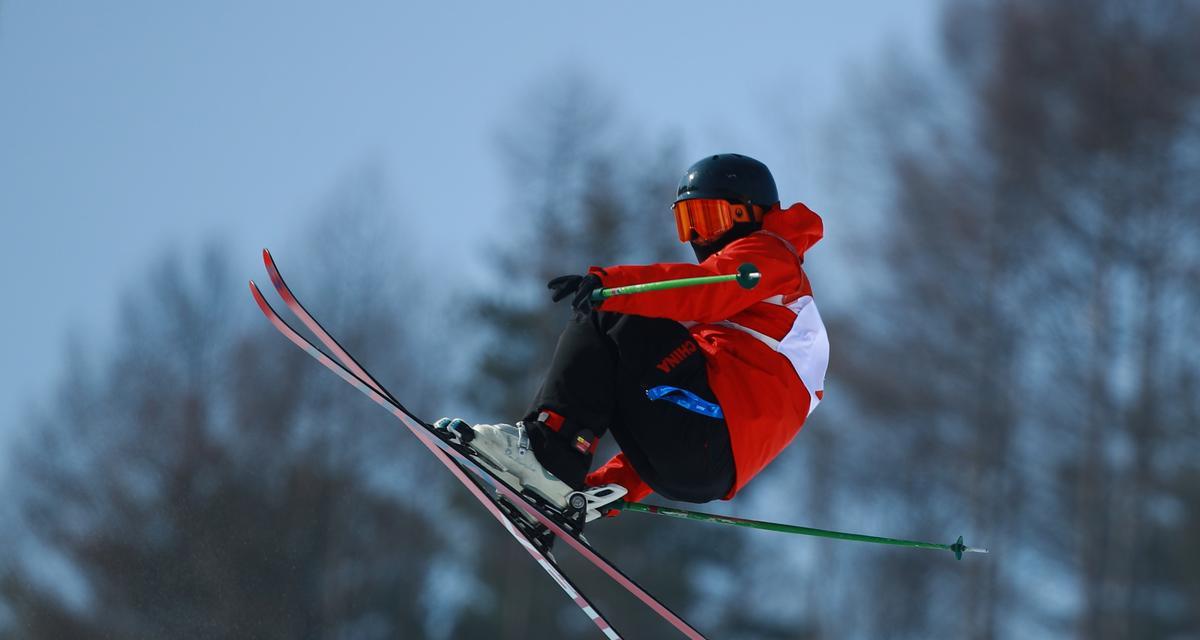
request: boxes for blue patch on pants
[645,385,724,419]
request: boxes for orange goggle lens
[672,199,751,243]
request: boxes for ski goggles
[671,198,757,243]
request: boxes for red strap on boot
[537,409,566,432]
[538,409,599,454]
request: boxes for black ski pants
[525,311,735,503]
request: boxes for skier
[437,153,828,520]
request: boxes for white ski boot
[434,418,627,521]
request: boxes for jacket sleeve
[590,233,804,323]
[586,453,654,503]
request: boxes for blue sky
[0,1,938,450]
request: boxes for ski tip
[248,280,269,309]
[262,247,272,262]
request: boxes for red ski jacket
[584,202,829,502]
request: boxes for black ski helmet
[675,153,779,209]
[674,154,779,260]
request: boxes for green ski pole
[591,263,760,302]
[613,501,988,560]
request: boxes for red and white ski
[250,249,706,639]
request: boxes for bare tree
[1,174,456,639]
[449,69,761,638]
[813,0,1200,638]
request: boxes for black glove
[547,273,604,316]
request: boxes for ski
[251,249,708,639]
[248,280,619,639]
